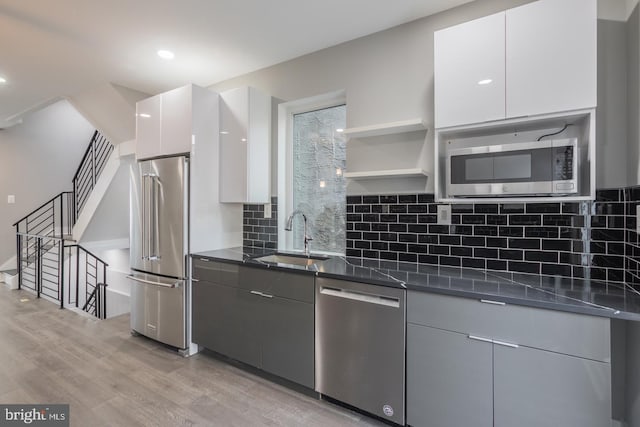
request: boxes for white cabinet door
[506,0,597,118]
[136,95,161,160]
[219,87,270,203]
[160,85,193,156]
[220,87,249,203]
[434,12,506,129]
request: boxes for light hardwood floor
[0,284,384,427]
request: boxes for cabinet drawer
[192,258,240,287]
[408,291,610,361]
[241,266,314,303]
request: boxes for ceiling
[0,0,474,127]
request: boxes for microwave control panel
[553,146,574,181]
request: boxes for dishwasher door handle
[320,286,400,308]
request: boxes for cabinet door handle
[468,335,493,344]
[468,335,519,348]
[191,278,200,282]
[250,290,273,298]
[480,299,506,306]
[492,339,519,349]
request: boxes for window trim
[277,90,347,253]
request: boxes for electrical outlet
[437,205,452,225]
[7,195,15,204]
[264,203,272,219]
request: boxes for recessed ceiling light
[138,113,151,118]
[220,131,229,135]
[336,128,344,133]
[0,77,6,84]
[157,50,175,60]
[478,79,493,85]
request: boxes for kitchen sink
[253,253,329,267]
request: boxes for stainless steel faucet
[285,210,313,255]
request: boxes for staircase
[11,131,114,319]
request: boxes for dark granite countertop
[192,247,640,321]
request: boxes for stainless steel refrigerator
[129,156,189,350]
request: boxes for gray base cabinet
[261,295,314,388]
[407,291,612,427]
[192,259,314,389]
[407,324,493,427]
[494,345,611,427]
[192,281,261,368]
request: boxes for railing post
[15,227,22,290]
[103,284,107,319]
[75,246,80,308]
[103,263,108,319]
[59,193,63,239]
[36,237,41,299]
[58,240,64,309]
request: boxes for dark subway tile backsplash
[245,188,640,288]
[346,192,628,284]
[243,197,278,250]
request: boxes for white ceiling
[0,0,474,127]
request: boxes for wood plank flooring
[0,285,385,427]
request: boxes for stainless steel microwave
[446,138,578,197]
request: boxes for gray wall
[208,0,534,195]
[0,100,94,265]
[597,20,628,189]
[628,4,640,186]
[208,0,631,195]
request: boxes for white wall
[68,83,149,145]
[0,100,94,264]
[79,156,132,243]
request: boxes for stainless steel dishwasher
[315,277,406,425]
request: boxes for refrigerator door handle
[127,274,180,288]
[150,175,161,261]
[141,173,149,260]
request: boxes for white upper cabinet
[434,0,597,129]
[506,0,597,118]
[219,86,271,204]
[434,12,506,129]
[135,95,161,160]
[159,85,193,157]
[136,84,213,160]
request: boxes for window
[278,91,347,255]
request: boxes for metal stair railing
[15,232,65,307]
[12,130,113,319]
[65,244,108,319]
[72,130,114,219]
